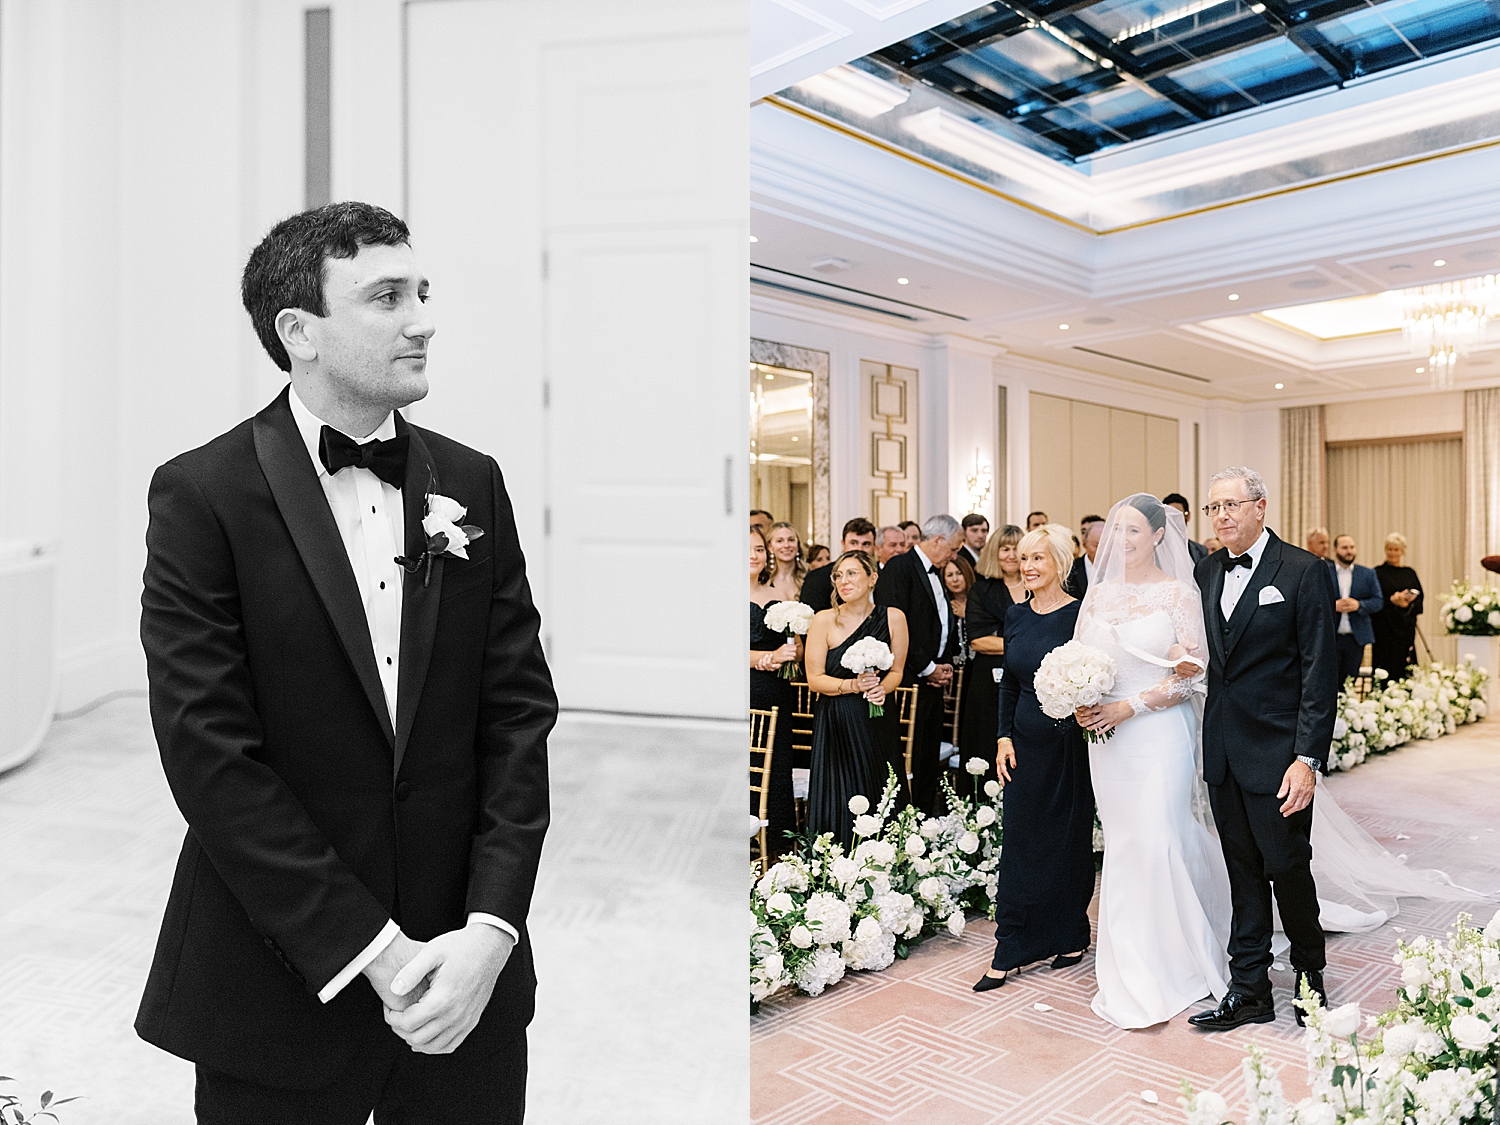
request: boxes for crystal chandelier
[1395,275,1500,387]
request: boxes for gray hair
[1209,466,1267,501]
[1306,526,1328,540]
[920,514,961,541]
[877,525,903,540]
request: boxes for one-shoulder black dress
[750,601,797,854]
[807,605,905,852]
[989,599,1095,970]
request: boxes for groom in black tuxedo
[136,203,555,1123]
[1190,466,1336,1031]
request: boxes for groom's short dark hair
[241,202,411,372]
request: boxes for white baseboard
[56,635,147,714]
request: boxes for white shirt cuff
[467,912,519,942]
[318,918,400,1004]
[919,661,936,678]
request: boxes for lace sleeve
[1128,585,1208,716]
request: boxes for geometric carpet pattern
[752,722,1500,1125]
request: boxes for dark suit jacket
[958,545,980,569]
[800,563,835,614]
[1188,538,1208,565]
[1326,560,1383,647]
[1194,531,1337,794]
[135,389,556,1089]
[1067,555,1090,600]
[874,546,951,685]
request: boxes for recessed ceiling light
[1228,293,1240,301]
[1058,323,1070,330]
[1416,366,1425,373]
[897,277,909,285]
[764,373,774,381]
[749,235,758,243]
[1434,259,1447,266]
[1274,382,1284,389]
[790,436,798,441]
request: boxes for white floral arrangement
[749,765,1003,1010]
[840,637,895,717]
[1180,911,1500,1125]
[1328,659,1488,772]
[762,601,815,679]
[1443,580,1500,636]
[1034,640,1119,744]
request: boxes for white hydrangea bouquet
[841,636,895,716]
[1443,580,1500,636]
[1328,659,1488,772]
[1179,910,1500,1125]
[763,601,815,679]
[940,760,1004,918]
[1034,640,1119,744]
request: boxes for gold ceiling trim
[763,95,1500,236]
[1249,312,1406,342]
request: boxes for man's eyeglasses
[1202,499,1260,517]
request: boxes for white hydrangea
[758,862,807,898]
[847,794,869,815]
[793,945,847,997]
[803,892,852,945]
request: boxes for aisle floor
[751,721,1500,1125]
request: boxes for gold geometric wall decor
[872,434,906,476]
[861,360,918,529]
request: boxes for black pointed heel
[973,967,1016,992]
[1051,947,1088,969]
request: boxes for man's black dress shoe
[1188,991,1276,1031]
[1293,969,1326,1027]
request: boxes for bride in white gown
[1075,495,1485,1030]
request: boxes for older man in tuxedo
[875,514,962,812]
[136,202,555,1123]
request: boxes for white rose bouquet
[1033,640,1118,744]
[841,637,895,717]
[1443,579,1500,636]
[763,601,815,679]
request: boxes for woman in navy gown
[750,527,798,858]
[975,523,1096,991]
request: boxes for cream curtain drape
[1326,438,1462,665]
[1464,388,1500,582]
[1281,406,1326,547]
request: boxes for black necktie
[319,426,409,489]
[1223,552,1253,571]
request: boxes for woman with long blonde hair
[766,521,807,601]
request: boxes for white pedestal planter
[1455,634,1500,716]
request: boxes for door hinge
[542,380,550,408]
[541,250,548,281]
[543,506,552,535]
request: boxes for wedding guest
[750,527,798,859]
[1203,536,1224,553]
[975,524,1093,991]
[1305,527,1330,561]
[1078,514,1104,542]
[962,525,1025,787]
[766,520,807,600]
[899,520,922,551]
[1026,511,1048,531]
[802,518,876,612]
[942,556,975,668]
[876,526,907,566]
[806,543,831,569]
[1330,535,1383,686]
[959,514,989,568]
[750,509,773,538]
[1067,517,1104,599]
[1372,533,1424,679]
[875,515,963,813]
[804,551,909,850]
[1164,493,1209,563]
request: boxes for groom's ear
[275,307,318,366]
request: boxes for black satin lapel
[394,417,443,779]
[1224,539,1284,657]
[1206,563,1227,666]
[252,392,395,748]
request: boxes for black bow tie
[1223,552,1254,571]
[319,426,409,489]
[928,564,941,576]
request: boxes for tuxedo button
[395,781,413,801]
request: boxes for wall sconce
[965,448,992,516]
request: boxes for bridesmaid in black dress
[804,551,909,851]
[750,527,798,858]
[975,524,1096,992]
[961,525,1025,786]
[1372,533,1424,680]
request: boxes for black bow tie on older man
[318,426,410,489]
[1223,551,1254,571]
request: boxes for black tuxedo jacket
[874,547,951,684]
[1194,531,1336,795]
[1067,556,1089,600]
[135,389,556,1089]
[800,563,835,614]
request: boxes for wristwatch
[1296,755,1322,773]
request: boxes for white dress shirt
[287,388,514,1003]
[1220,528,1271,620]
[1084,553,1096,584]
[912,542,949,678]
[1335,561,1354,634]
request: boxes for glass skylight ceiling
[868,0,1500,160]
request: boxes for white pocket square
[1258,586,1285,605]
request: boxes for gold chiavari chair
[790,682,815,831]
[750,706,779,874]
[893,685,920,793]
[942,665,965,746]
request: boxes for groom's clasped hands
[362,924,516,1054]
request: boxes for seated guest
[1163,493,1208,563]
[1067,516,1104,599]
[899,520,922,551]
[1329,534,1383,687]
[750,509,773,538]
[1306,526,1330,561]
[958,514,989,568]
[806,543,831,570]
[766,521,807,602]
[875,525,907,567]
[1372,533,1423,680]
[1025,510,1048,531]
[802,518,876,612]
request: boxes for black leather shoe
[1188,991,1276,1031]
[1293,969,1326,1027]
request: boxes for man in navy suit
[1328,534,1383,687]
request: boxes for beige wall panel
[1029,393,1072,528]
[1072,401,1112,528]
[1108,408,1147,501]
[1145,414,1180,501]
[862,360,918,525]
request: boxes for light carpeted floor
[0,698,746,1125]
[751,721,1500,1125]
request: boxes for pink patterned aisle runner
[751,723,1500,1125]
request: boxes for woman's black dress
[989,599,1095,970]
[750,602,797,854]
[1371,564,1424,678]
[807,605,905,852]
[960,577,1018,783]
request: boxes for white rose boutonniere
[397,490,486,587]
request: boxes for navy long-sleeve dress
[751,601,797,853]
[989,599,1096,970]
